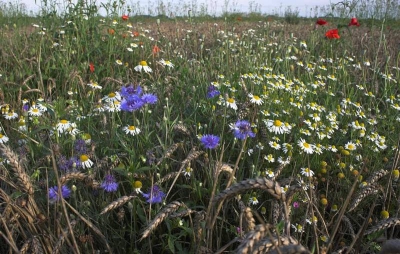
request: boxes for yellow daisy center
[303,142,310,148]
[80,155,89,162]
[128,126,136,130]
[60,119,68,124]
[140,60,148,66]
[32,108,39,113]
[0,134,3,138]
[108,92,115,98]
[273,120,282,127]
[133,181,142,188]
[253,95,260,100]
[227,98,235,103]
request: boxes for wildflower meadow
[1,0,400,253]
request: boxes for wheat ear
[235,224,272,254]
[251,235,301,253]
[0,144,34,195]
[100,195,137,215]
[141,201,183,240]
[348,184,380,212]
[238,200,255,233]
[364,218,400,235]
[213,177,283,205]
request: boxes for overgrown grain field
[1,0,400,253]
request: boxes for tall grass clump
[1,0,400,253]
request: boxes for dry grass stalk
[141,201,183,240]
[348,184,380,212]
[52,220,78,254]
[0,144,34,195]
[235,224,272,254]
[156,142,182,166]
[364,218,400,235]
[365,169,388,184]
[213,177,283,205]
[100,195,136,215]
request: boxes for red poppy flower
[108,28,115,35]
[325,29,340,39]
[349,17,360,26]
[89,62,95,73]
[316,18,327,26]
[122,14,129,21]
[152,45,160,55]
[133,31,139,37]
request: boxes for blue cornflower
[142,185,166,204]
[74,139,87,155]
[57,155,70,172]
[141,93,158,104]
[48,185,71,203]
[120,85,142,98]
[200,134,220,149]
[120,98,145,112]
[206,85,220,99]
[101,174,119,192]
[232,120,256,140]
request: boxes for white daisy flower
[264,119,287,134]
[134,61,152,73]
[87,81,102,90]
[123,125,141,136]
[159,59,174,68]
[225,97,238,110]
[0,133,9,143]
[301,167,314,177]
[28,105,43,117]
[80,154,93,169]
[345,141,357,151]
[56,120,72,135]
[248,196,259,205]
[264,154,275,163]
[3,111,18,120]
[297,138,314,154]
[102,92,121,103]
[248,93,263,105]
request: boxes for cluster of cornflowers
[120,84,157,112]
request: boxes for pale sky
[17,0,334,16]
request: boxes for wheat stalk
[141,201,183,240]
[169,208,195,218]
[100,195,137,215]
[213,177,283,205]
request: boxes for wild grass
[1,0,400,253]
